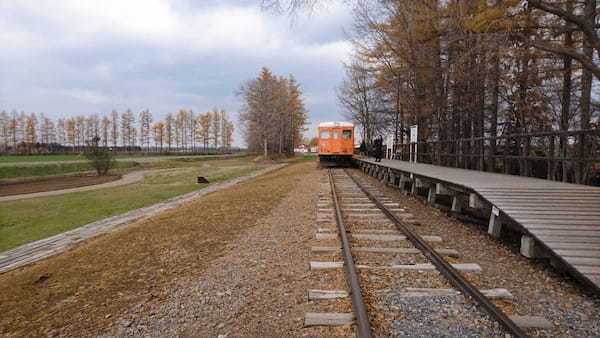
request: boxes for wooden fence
[395,129,600,186]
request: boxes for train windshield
[342,130,352,139]
[320,130,330,139]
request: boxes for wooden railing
[395,128,600,186]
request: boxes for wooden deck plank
[574,266,600,274]
[554,250,600,258]
[563,257,600,266]
[529,230,600,237]
[544,242,600,250]
[515,219,600,225]
[526,224,600,231]
[535,236,600,243]
[503,210,600,216]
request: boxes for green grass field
[295,154,318,163]
[0,161,140,179]
[0,153,160,163]
[0,161,266,252]
[0,154,251,179]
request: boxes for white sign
[492,206,500,216]
[410,125,418,143]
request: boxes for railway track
[304,168,549,337]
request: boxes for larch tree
[0,111,8,151]
[139,109,153,151]
[100,116,111,147]
[165,113,174,151]
[110,110,119,147]
[153,122,165,151]
[56,119,66,146]
[211,108,222,148]
[121,109,135,149]
[196,112,212,150]
[66,118,77,148]
[238,67,308,157]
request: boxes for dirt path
[0,170,148,202]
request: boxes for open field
[0,156,267,252]
[0,160,315,336]
[0,161,140,180]
[0,153,245,164]
[0,154,202,163]
[0,154,249,179]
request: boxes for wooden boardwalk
[356,158,600,293]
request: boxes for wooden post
[451,195,463,213]
[427,186,436,204]
[469,193,485,209]
[488,206,502,238]
[435,183,451,195]
[548,135,555,180]
[399,174,408,194]
[264,138,268,159]
[520,235,547,258]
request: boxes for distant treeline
[0,108,235,154]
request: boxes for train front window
[333,131,339,139]
[320,130,330,139]
[342,130,352,139]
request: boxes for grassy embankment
[0,156,264,252]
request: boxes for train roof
[318,121,354,127]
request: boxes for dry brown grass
[0,162,313,337]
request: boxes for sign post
[409,125,418,163]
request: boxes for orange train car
[317,121,355,167]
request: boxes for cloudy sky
[0,0,354,145]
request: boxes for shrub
[84,137,116,176]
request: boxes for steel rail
[344,169,528,338]
[328,169,373,338]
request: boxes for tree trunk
[560,2,574,182]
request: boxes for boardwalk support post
[520,236,548,258]
[451,195,464,213]
[469,193,486,209]
[427,186,436,204]
[399,174,408,193]
[488,207,503,238]
[436,183,451,195]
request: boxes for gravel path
[0,170,148,201]
[109,163,320,337]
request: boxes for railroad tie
[397,288,513,300]
[304,313,354,327]
[308,290,349,300]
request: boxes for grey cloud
[0,1,352,144]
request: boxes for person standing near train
[374,137,383,162]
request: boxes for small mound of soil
[0,174,121,197]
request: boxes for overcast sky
[0,0,353,145]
